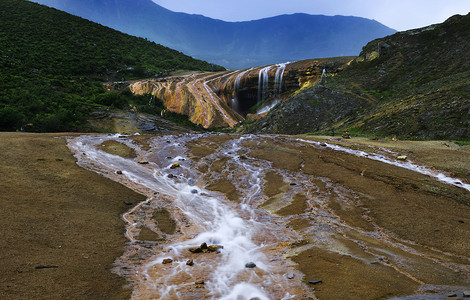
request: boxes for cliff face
[127,57,354,128]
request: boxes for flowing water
[67,133,470,299]
[68,133,316,299]
[257,66,274,103]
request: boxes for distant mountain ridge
[30,0,396,69]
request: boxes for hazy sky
[152,0,470,31]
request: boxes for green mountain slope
[0,0,223,132]
[243,13,470,140]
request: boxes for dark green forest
[0,0,224,131]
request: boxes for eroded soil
[2,132,469,299]
[0,133,146,299]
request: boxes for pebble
[35,265,58,269]
[191,189,198,194]
[463,290,470,297]
[245,262,256,268]
[207,245,224,252]
[170,162,180,169]
[189,247,203,253]
[195,280,204,285]
[397,155,408,161]
[116,170,123,174]
[138,161,149,164]
[162,258,173,264]
[200,242,208,250]
[186,259,194,266]
[124,201,133,205]
[287,273,295,279]
[168,174,176,179]
[308,280,322,285]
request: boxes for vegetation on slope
[323,13,470,139]
[243,13,470,140]
[0,0,224,132]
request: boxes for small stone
[207,245,224,252]
[287,273,295,279]
[35,265,58,269]
[195,280,204,285]
[116,170,123,174]
[446,293,458,298]
[124,201,133,205]
[463,290,470,297]
[168,174,176,179]
[191,189,198,194]
[200,242,208,250]
[308,280,322,285]
[245,262,256,268]
[162,258,173,264]
[186,259,194,266]
[170,162,180,169]
[189,247,202,253]
[458,220,465,224]
[289,183,297,186]
[138,161,149,165]
[320,143,327,147]
[397,156,407,161]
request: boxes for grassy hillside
[244,13,470,140]
[323,13,470,139]
[0,0,224,132]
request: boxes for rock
[308,280,322,285]
[207,245,224,252]
[170,162,180,169]
[447,293,458,298]
[124,201,133,205]
[35,265,58,269]
[162,258,173,264]
[138,161,149,164]
[463,290,470,297]
[397,155,407,161]
[200,242,208,250]
[245,262,256,268]
[168,174,176,179]
[191,189,198,194]
[116,170,123,174]
[186,259,194,266]
[287,273,295,279]
[195,280,204,285]
[189,247,203,253]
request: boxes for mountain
[29,0,396,69]
[242,13,470,140]
[0,0,223,132]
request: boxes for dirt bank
[0,133,146,299]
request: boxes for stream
[67,133,470,299]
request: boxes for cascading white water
[257,66,273,103]
[274,63,287,96]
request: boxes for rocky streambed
[67,133,470,299]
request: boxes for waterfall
[274,63,287,96]
[257,66,273,103]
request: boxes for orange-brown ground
[0,133,146,299]
[1,132,469,299]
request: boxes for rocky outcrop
[241,85,367,134]
[126,57,354,128]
